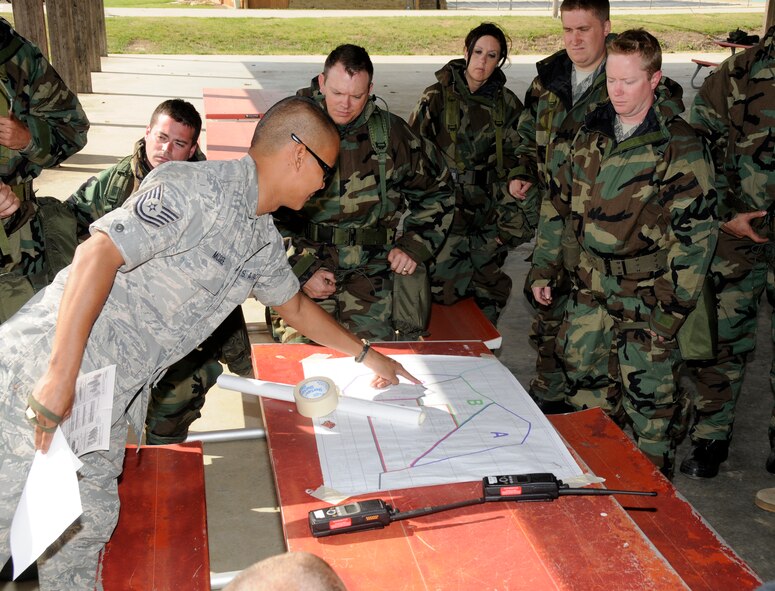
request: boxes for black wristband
[354,340,371,363]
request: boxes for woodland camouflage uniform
[0,18,89,322]
[66,139,253,444]
[688,25,775,450]
[271,79,454,341]
[408,58,533,323]
[511,45,609,406]
[531,78,717,470]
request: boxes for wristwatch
[354,340,371,363]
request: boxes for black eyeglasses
[291,133,336,185]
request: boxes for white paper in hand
[10,428,83,579]
[61,365,115,456]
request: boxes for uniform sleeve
[689,61,734,220]
[252,224,301,307]
[14,44,89,169]
[391,119,455,262]
[528,127,574,287]
[528,194,566,288]
[495,90,534,246]
[649,129,718,339]
[407,84,442,147]
[508,79,542,184]
[90,167,209,273]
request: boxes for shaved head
[224,552,348,591]
[250,96,338,158]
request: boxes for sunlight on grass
[105,0,221,7]
[105,13,765,55]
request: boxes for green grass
[104,0,220,7]
[104,13,766,54]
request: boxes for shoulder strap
[444,90,464,172]
[367,104,391,206]
[104,161,136,210]
[493,89,505,176]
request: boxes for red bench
[205,119,257,160]
[100,442,209,590]
[690,58,720,89]
[203,87,287,120]
[424,297,502,349]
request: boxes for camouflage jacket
[274,79,454,280]
[408,58,531,246]
[0,18,89,186]
[532,78,717,338]
[690,25,775,222]
[67,138,205,239]
[510,46,609,223]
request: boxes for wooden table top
[251,341,762,591]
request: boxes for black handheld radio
[308,473,657,537]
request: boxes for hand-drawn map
[301,354,582,498]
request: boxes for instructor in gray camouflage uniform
[0,17,89,322]
[0,96,417,590]
[272,44,454,342]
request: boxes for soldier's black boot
[659,457,674,480]
[766,429,775,474]
[679,439,729,479]
[534,398,575,414]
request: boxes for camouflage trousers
[430,231,511,323]
[144,350,223,445]
[0,362,129,591]
[523,268,572,403]
[270,268,397,342]
[559,288,684,468]
[145,306,253,445]
[687,234,775,442]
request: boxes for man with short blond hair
[529,29,717,476]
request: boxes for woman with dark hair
[409,22,531,323]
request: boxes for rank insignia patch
[135,185,181,227]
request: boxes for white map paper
[302,354,582,497]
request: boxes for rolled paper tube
[217,374,425,426]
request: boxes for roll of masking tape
[293,376,340,418]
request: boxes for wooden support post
[766,0,775,34]
[11,0,48,59]
[68,0,92,92]
[75,0,100,75]
[45,0,77,91]
[93,0,108,58]
[46,0,85,93]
